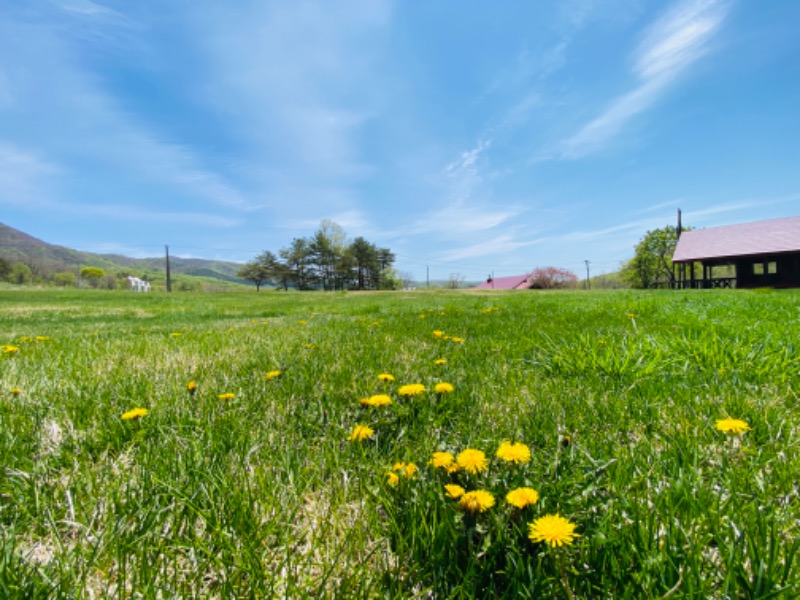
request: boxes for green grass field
[1,288,799,598]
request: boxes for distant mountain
[0,223,246,285]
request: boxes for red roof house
[672,215,800,289]
[473,273,533,290]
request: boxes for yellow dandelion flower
[434,358,447,365]
[35,336,50,342]
[434,382,454,394]
[506,487,540,509]
[360,394,393,407]
[444,484,466,499]
[11,387,21,396]
[561,435,571,448]
[398,383,426,397]
[429,451,455,469]
[303,343,316,350]
[18,336,32,343]
[377,373,395,382]
[456,448,488,475]
[433,330,444,338]
[528,514,580,548]
[218,392,235,400]
[349,424,374,442]
[715,417,751,435]
[419,314,427,319]
[298,320,308,326]
[391,462,418,479]
[496,441,532,464]
[459,490,495,514]
[170,332,183,337]
[187,381,198,394]
[386,471,399,487]
[265,370,282,381]
[121,408,149,421]
[450,336,465,344]
[2,344,19,354]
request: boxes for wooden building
[672,216,800,289]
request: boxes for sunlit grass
[0,288,799,597]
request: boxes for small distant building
[473,273,533,290]
[672,215,800,289]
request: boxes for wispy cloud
[560,0,730,158]
[0,142,60,207]
[76,203,243,227]
[0,7,254,214]
[410,202,521,237]
[436,234,542,263]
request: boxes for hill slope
[0,223,245,284]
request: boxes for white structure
[127,276,151,292]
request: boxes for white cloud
[560,0,730,158]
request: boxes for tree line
[238,220,401,291]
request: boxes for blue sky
[1,0,798,282]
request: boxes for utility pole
[584,260,591,289]
[165,245,172,292]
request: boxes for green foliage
[53,271,77,287]
[247,220,395,291]
[624,225,682,289]
[0,289,799,597]
[9,262,31,284]
[79,266,106,288]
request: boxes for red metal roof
[673,215,800,262]
[473,273,532,290]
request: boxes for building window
[754,261,778,275]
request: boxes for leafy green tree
[10,262,32,284]
[349,236,379,290]
[0,257,12,281]
[237,258,272,291]
[54,271,77,287]
[80,267,106,288]
[624,226,683,289]
[280,238,314,290]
